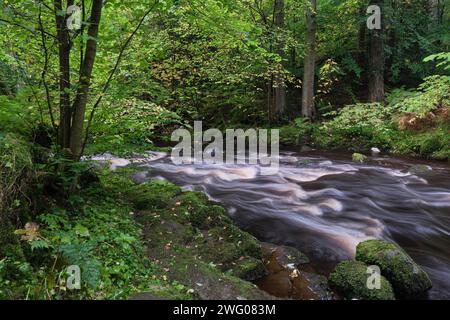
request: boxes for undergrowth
[0,164,191,300]
[279,75,450,160]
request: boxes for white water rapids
[88,150,450,299]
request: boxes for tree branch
[80,0,160,157]
[0,18,57,39]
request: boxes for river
[97,150,450,299]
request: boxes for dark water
[127,151,450,299]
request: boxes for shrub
[318,103,397,151]
[0,133,33,295]
[88,97,187,155]
[279,125,301,146]
[0,133,33,220]
[0,91,41,136]
[278,118,316,147]
[391,75,450,116]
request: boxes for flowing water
[98,150,450,299]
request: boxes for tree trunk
[70,0,103,159]
[429,0,440,21]
[54,0,73,149]
[368,0,385,103]
[301,0,316,118]
[273,0,286,121]
[357,2,366,52]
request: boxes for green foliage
[310,74,450,159]
[0,257,37,299]
[317,103,398,151]
[0,92,40,136]
[126,179,182,211]
[390,75,450,116]
[382,1,449,84]
[1,0,448,303]
[88,98,186,155]
[324,103,395,131]
[0,54,20,95]
[0,0,448,300]
[279,125,301,146]
[0,133,32,177]
[318,59,344,97]
[279,117,316,146]
[424,52,450,71]
[0,168,188,299]
[0,133,33,290]
[0,133,33,223]
[391,129,450,160]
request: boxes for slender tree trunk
[273,0,286,121]
[358,3,366,52]
[54,0,73,149]
[429,0,440,21]
[301,0,316,118]
[368,0,384,103]
[267,81,272,124]
[429,0,444,25]
[70,0,103,159]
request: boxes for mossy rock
[166,192,232,229]
[131,285,193,300]
[233,227,262,259]
[129,175,270,299]
[408,164,432,174]
[199,230,243,266]
[187,203,230,229]
[276,245,309,267]
[352,153,367,163]
[329,261,395,300]
[199,225,262,266]
[228,257,267,281]
[127,180,182,210]
[355,240,432,298]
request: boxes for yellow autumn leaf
[14,222,40,242]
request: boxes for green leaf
[30,239,50,251]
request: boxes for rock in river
[356,239,432,298]
[329,260,395,300]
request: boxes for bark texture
[301,0,317,118]
[368,0,385,103]
[70,0,103,159]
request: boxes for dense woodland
[0,0,449,300]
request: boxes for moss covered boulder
[356,240,432,298]
[352,153,367,163]
[408,164,433,175]
[329,261,395,300]
[129,176,271,299]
